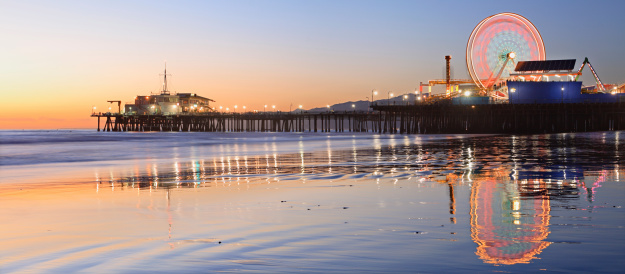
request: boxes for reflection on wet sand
[89,134,620,268]
[469,172,610,265]
[470,179,552,265]
[1,133,622,272]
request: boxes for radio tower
[160,63,171,95]
[445,55,451,96]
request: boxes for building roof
[514,59,576,72]
[176,93,215,102]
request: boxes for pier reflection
[470,179,552,265]
[90,133,620,266]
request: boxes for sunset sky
[1,0,624,129]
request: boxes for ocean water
[1,130,624,273]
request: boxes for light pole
[372,90,377,105]
[299,104,303,113]
[510,88,516,104]
[272,105,276,112]
[414,89,419,105]
[234,105,238,113]
[403,94,408,105]
[388,91,393,105]
[264,105,267,112]
[351,103,356,112]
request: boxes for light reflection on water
[95,133,622,268]
[94,133,619,191]
[1,132,624,272]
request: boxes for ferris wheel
[466,13,546,93]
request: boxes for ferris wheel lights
[467,13,545,91]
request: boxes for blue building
[507,59,623,104]
[507,81,623,104]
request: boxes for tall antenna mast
[160,62,171,95]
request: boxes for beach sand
[1,131,624,272]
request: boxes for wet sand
[1,131,624,272]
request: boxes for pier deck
[92,112,377,133]
[92,102,625,134]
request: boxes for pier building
[123,66,215,115]
[124,93,214,115]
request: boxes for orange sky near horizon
[1,0,623,129]
[0,58,418,129]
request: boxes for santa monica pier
[92,13,625,134]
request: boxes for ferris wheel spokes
[484,52,517,92]
[466,13,545,95]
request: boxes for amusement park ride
[575,57,610,92]
[420,12,619,102]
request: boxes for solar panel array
[514,59,576,72]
